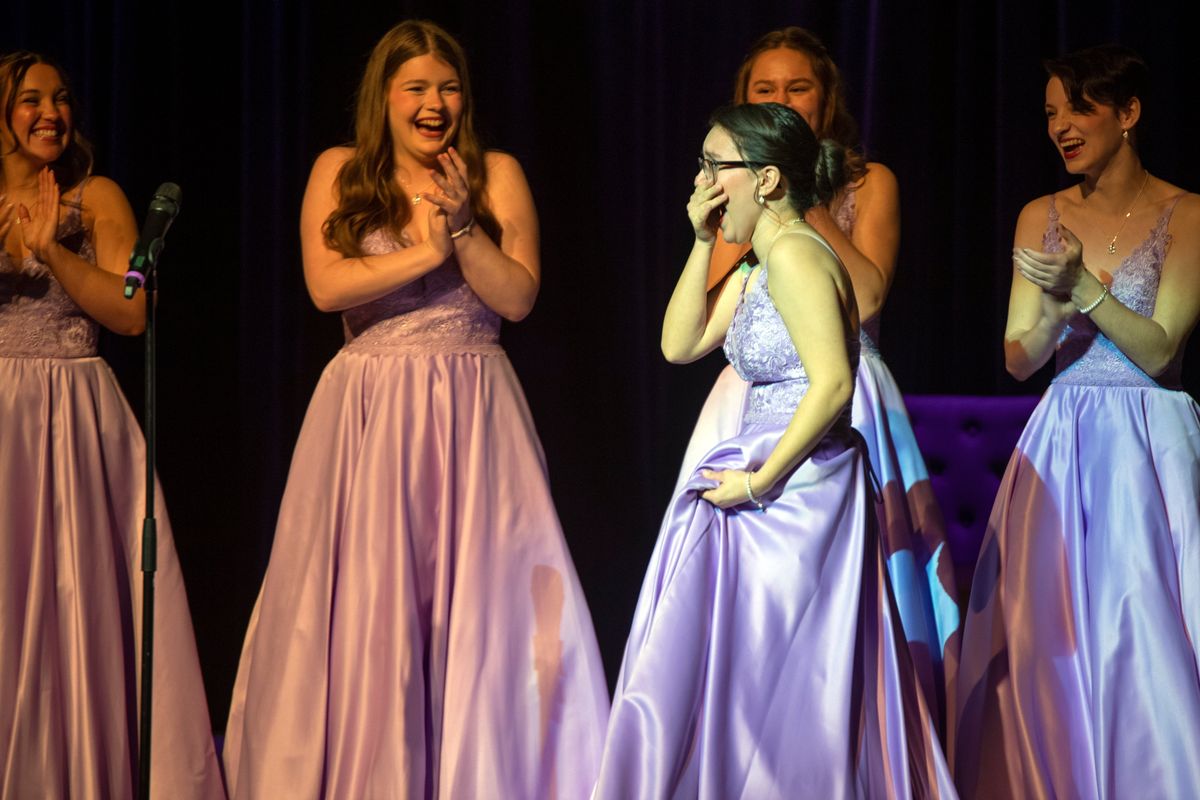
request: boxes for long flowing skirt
[0,356,225,800]
[953,383,1200,798]
[223,347,609,799]
[676,358,960,729]
[597,425,955,798]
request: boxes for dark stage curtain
[6,0,1198,731]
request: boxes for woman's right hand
[426,202,454,263]
[687,176,727,243]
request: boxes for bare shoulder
[484,149,528,186]
[768,231,841,279]
[312,146,354,177]
[78,175,132,212]
[861,161,898,192]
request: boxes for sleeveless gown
[953,196,1200,798]
[676,190,960,731]
[0,201,225,799]
[222,230,610,799]
[595,241,956,798]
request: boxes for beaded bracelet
[745,471,766,511]
[450,218,474,240]
[1077,283,1109,315]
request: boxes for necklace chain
[396,172,437,205]
[1102,170,1151,255]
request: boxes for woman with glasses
[674,27,959,732]
[592,102,955,798]
[953,44,1200,798]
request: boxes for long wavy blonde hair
[323,20,496,256]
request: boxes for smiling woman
[954,44,1200,798]
[221,20,609,799]
[0,51,225,799]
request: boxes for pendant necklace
[1102,169,1150,255]
[397,172,437,205]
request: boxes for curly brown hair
[323,20,497,256]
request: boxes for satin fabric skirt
[953,383,1200,799]
[0,356,225,800]
[223,346,609,799]
[596,424,956,798]
[676,359,959,730]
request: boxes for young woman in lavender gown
[222,20,608,799]
[677,27,959,725]
[592,101,955,798]
[953,44,1200,798]
[0,51,225,799]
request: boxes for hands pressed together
[1013,223,1108,313]
[2,168,61,263]
[418,147,473,262]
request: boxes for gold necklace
[1102,170,1150,255]
[396,173,437,205]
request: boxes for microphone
[124,182,182,299]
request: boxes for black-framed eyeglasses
[698,156,755,183]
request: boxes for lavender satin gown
[596,241,956,798]
[223,230,609,799]
[953,195,1200,798]
[676,191,960,731]
[0,202,225,799]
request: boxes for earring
[755,193,765,205]
[1122,129,1129,140]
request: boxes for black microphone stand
[129,249,158,800]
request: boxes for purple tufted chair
[904,395,1041,601]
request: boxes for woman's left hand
[700,468,759,509]
[16,167,62,263]
[423,147,473,234]
[1012,222,1085,297]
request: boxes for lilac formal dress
[596,240,957,798]
[676,190,960,732]
[223,230,609,799]
[953,195,1200,798]
[0,200,225,799]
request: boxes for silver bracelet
[1077,283,1109,315]
[745,471,766,511]
[450,218,474,239]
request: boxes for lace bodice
[0,203,98,358]
[1046,195,1184,389]
[724,237,859,428]
[340,229,502,355]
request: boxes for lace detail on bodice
[0,203,98,358]
[340,228,502,355]
[1045,194,1183,389]
[724,241,859,428]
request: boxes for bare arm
[301,147,450,312]
[428,150,540,321]
[702,235,855,507]
[804,162,900,322]
[18,169,145,335]
[1004,196,1073,380]
[1015,194,1200,378]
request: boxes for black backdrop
[6,0,1199,731]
